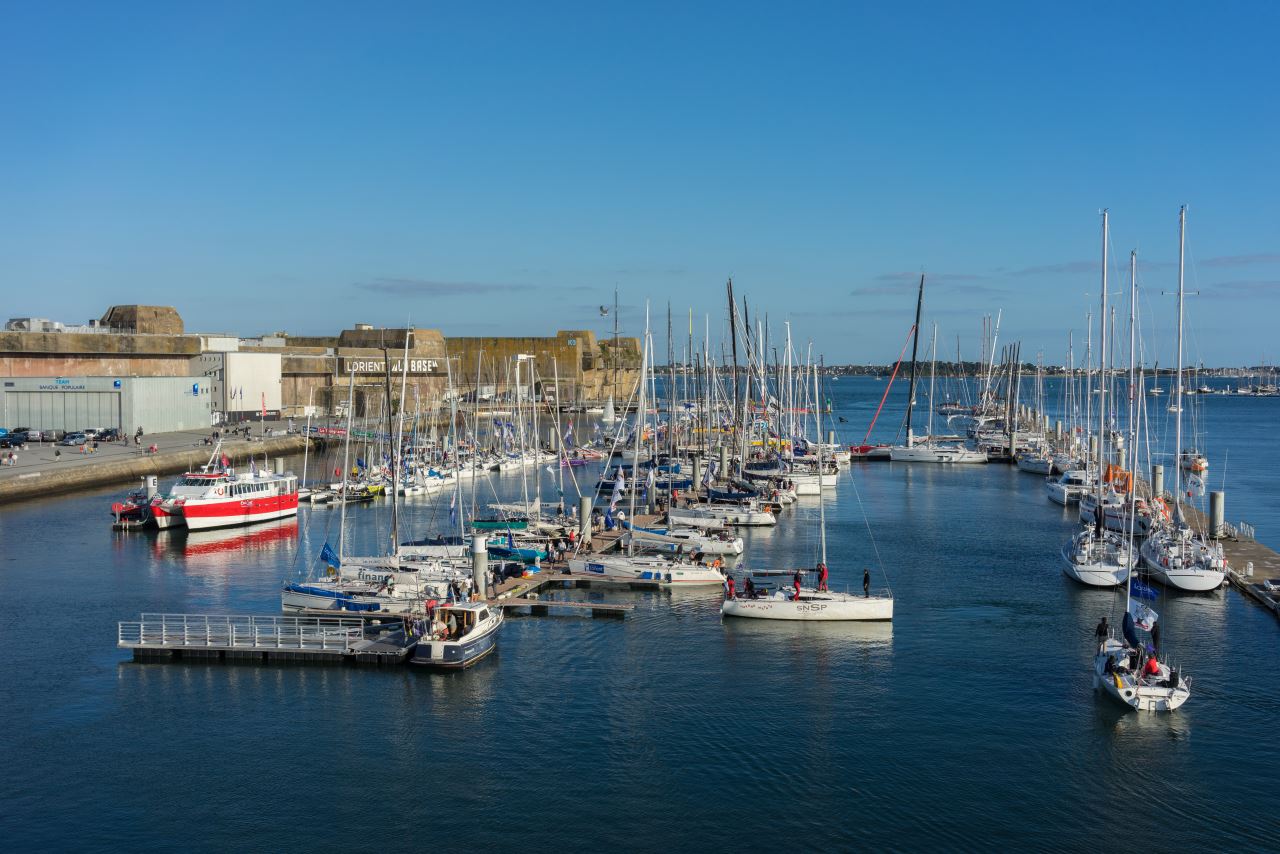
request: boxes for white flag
[610,467,625,509]
[1128,599,1158,631]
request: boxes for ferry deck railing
[118,613,365,652]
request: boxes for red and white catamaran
[151,444,299,531]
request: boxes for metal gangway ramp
[118,613,367,663]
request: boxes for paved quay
[0,422,308,505]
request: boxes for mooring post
[1209,491,1225,539]
[472,535,487,599]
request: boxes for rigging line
[846,465,892,596]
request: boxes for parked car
[24,429,43,442]
[0,434,26,449]
[97,428,121,442]
[60,432,87,446]
[83,427,106,439]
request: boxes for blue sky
[2,2,1277,366]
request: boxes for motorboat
[1079,490,1155,537]
[151,447,299,531]
[567,554,726,586]
[1046,470,1091,505]
[621,523,745,556]
[668,504,776,527]
[409,601,503,669]
[1178,448,1208,475]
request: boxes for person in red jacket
[816,561,829,592]
[725,575,736,600]
[1143,655,1161,678]
[793,569,803,601]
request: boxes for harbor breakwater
[0,435,309,505]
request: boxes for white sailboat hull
[1140,535,1226,592]
[889,445,988,463]
[1093,641,1190,712]
[668,506,776,527]
[721,591,893,621]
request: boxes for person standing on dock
[863,568,870,598]
[817,561,829,592]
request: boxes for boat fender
[1112,673,1124,691]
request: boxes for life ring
[215,486,225,496]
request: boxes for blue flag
[356,457,366,470]
[320,542,341,569]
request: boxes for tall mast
[927,323,938,441]
[1096,210,1109,514]
[903,274,925,446]
[627,305,650,548]
[382,344,401,556]
[814,356,827,566]
[1173,205,1187,512]
[395,329,412,551]
[446,355,465,540]
[1125,249,1138,613]
[337,368,355,562]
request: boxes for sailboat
[1140,206,1227,593]
[889,280,987,463]
[1062,212,1136,588]
[1093,451,1190,713]
[1093,586,1190,712]
[723,365,893,620]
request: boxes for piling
[579,495,592,546]
[718,444,729,478]
[472,535,487,598]
[690,453,702,490]
[1151,464,1164,499]
[1089,435,1098,461]
[827,430,835,445]
[1209,491,1225,539]
[274,457,285,475]
[1054,420,1063,441]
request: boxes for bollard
[1209,491,1225,539]
[274,457,285,475]
[472,535,488,598]
[1151,464,1164,500]
[579,494,592,546]
[1246,561,1254,578]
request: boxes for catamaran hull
[182,494,299,530]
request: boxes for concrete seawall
[0,435,309,505]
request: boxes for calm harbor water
[1,378,1276,851]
